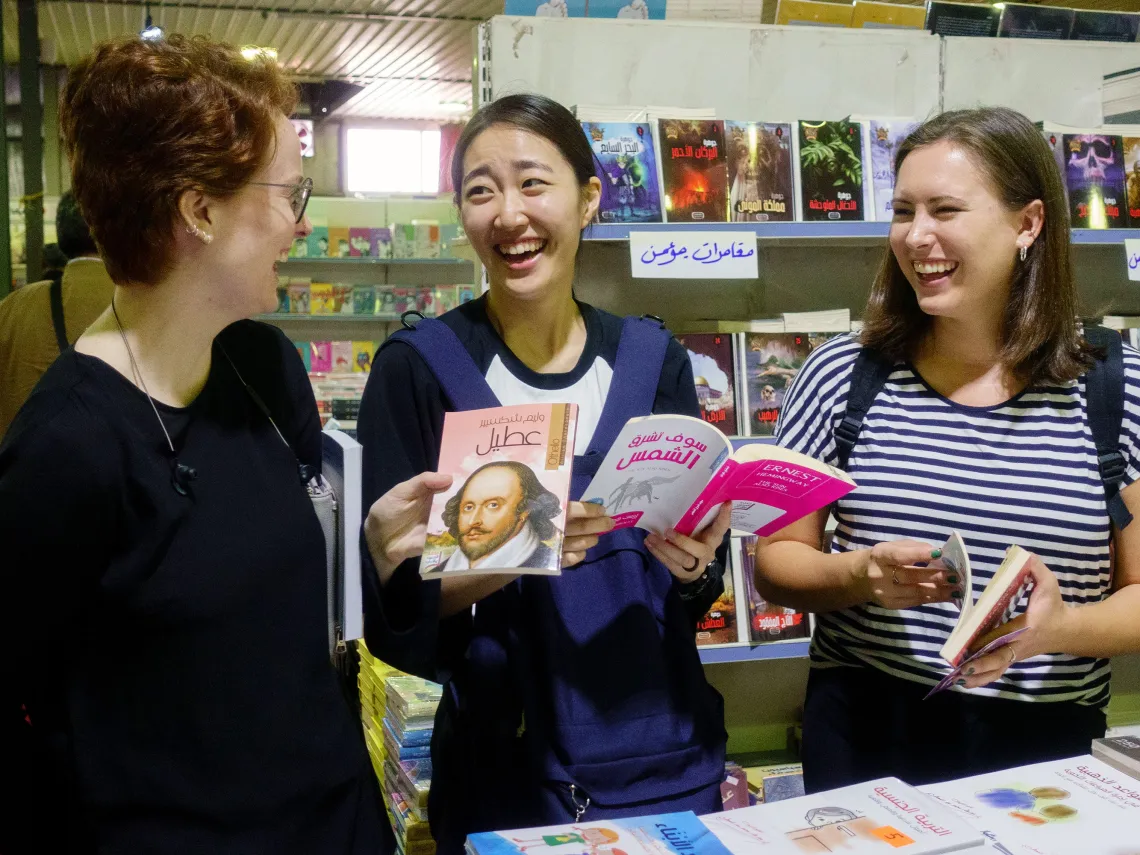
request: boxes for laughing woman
[753,107,1140,791]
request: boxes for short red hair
[61,35,298,285]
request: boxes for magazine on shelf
[419,403,578,578]
[702,776,985,853]
[581,413,855,539]
[924,531,1034,698]
[921,754,1140,854]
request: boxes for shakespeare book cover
[658,119,729,223]
[676,333,738,437]
[798,120,865,221]
[583,121,663,223]
[420,403,578,578]
[725,121,795,223]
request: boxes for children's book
[352,286,377,316]
[725,121,795,223]
[331,341,354,373]
[797,120,865,222]
[924,531,1034,697]
[349,227,371,257]
[677,332,739,437]
[920,755,1140,854]
[583,120,663,223]
[581,414,855,539]
[332,284,354,314]
[658,118,729,223]
[370,227,393,258]
[309,283,334,314]
[328,227,352,258]
[288,282,310,314]
[737,535,810,644]
[703,777,984,853]
[466,811,733,855]
[351,341,375,373]
[310,341,332,373]
[419,403,578,578]
[306,225,329,258]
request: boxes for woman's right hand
[858,540,956,610]
[561,501,615,568]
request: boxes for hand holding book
[364,471,456,585]
[645,503,732,583]
[860,540,957,610]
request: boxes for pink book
[349,227,371,257]
[419,403,578,577]
[331,341,353,373]
[310,341,332,373]
[581,414,854,538]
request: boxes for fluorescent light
[993,3,1005,9]
[241,45,278,61]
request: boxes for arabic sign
[629,231,759,279]
[1127,239,1140,283]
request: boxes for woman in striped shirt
[754,107,1140,791]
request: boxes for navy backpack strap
[835,345,895,471]
[1084,325,1133,530]
[586,315,672,456]
[49,275,68,353]
[384,317,501,412]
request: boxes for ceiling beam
[41,1,486,26]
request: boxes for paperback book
[658,119,729,223]
[695,548,741,646]
[738,332,812,437]
[676,332,739,437]
[1041,126,1128,228]
[737,535,810,644]
[797,120,865,222]
[419,403,578,578]
[583,121,663,223]
[725,121,795,223]
[466,811,733,855]
[863,118,919,222]
[1090,736,1140,781]
[580,414,855,539]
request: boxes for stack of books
[382,676,442,855]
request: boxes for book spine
[675,458,739,536]
[950,565,1033,667]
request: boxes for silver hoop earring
[1019,245,1027,262]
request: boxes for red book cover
[677,332,738,437]
[659,119,728,223]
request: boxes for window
[344,127,441,194]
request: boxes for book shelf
[277,257,474,286]
[699,640,811,665]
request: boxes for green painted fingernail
[955,679,967,687]
[931,549,942,559]
[965,666,976,676]
[947,575,958,584]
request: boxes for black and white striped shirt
[776,333,1140,707]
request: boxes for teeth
[913,261,957,275]
[499,239,545,256]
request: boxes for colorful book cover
[306,226,329,259]
[287,282,310,314]
[309,282,334,314]
[586,0,665,19]
[310,341,332,373]
[377,287,398,316]
[467,811,733,855]
[353,286,377,316]
[676,333,738,437]
[1125,137,1140,227]
[370,227,393,259]
[583,121,663,224]
[741,333,812,436]
[725,121,795,223]
[658,119,729,223]
[867,119,919,222]
[737,535,810,643]
[419,403,578,578]
[1060,134,1127,228]
[293,340,311,372]
[330,284,353,314]
[704,777,984,853]
[331,341,354,373]
[392,288,416,314]
[328,227,351,258]
[695,557,738,646]
[798,120,865,221]
[275,286,290,313]
[416,286,436,316]
[288,236,309,258]
[921,755,1140,854]
[458,286,476,304]
[349,227,371,257]
[434,285,460,316]
[352,341,375,373]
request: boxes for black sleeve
[356,341,450,680]
[655,335,730,623]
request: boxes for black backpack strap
[834,346,895,471]
[48,273,68,353]
[1084,325,1133,530]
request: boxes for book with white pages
[321,429,364,658]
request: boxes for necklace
[110,296,197,495]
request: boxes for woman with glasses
[0,35,440,854]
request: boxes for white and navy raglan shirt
[776,333,1140,708]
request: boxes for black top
[357,298,721,680]
[0,321,386,854]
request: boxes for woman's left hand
[364,471,454,586]
[959,552,1074,689]
[645,503,733,584]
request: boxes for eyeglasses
[251,177,313,223]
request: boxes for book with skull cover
[738,333,813,437]
[725,121,795,223]
[1123,135,1140,227]
[1041,125,1128,228]
[583,121,663,223]
[658,119,729,223]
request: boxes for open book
[419,403,578,578]
[581,414,855,537]
[925,531,1035,698]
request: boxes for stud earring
[188,224,213,245]
[1019,244,1027,262]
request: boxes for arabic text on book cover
[584,121,663,223]
[798,120,865,222]
[726,121,794,222]
[659,119,729,223]
[677,333,737,437]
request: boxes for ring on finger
[1007,646,1017,665]
[683,554,701,573]
[892,571,902,585]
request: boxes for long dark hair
[861,106,1092,385]
[450,93,596,204]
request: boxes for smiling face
[889,140,1034,324]
[459,123,600,302]
[205,113,312,316]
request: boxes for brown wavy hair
[61,35,298,285]
[860,106,1093,385]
